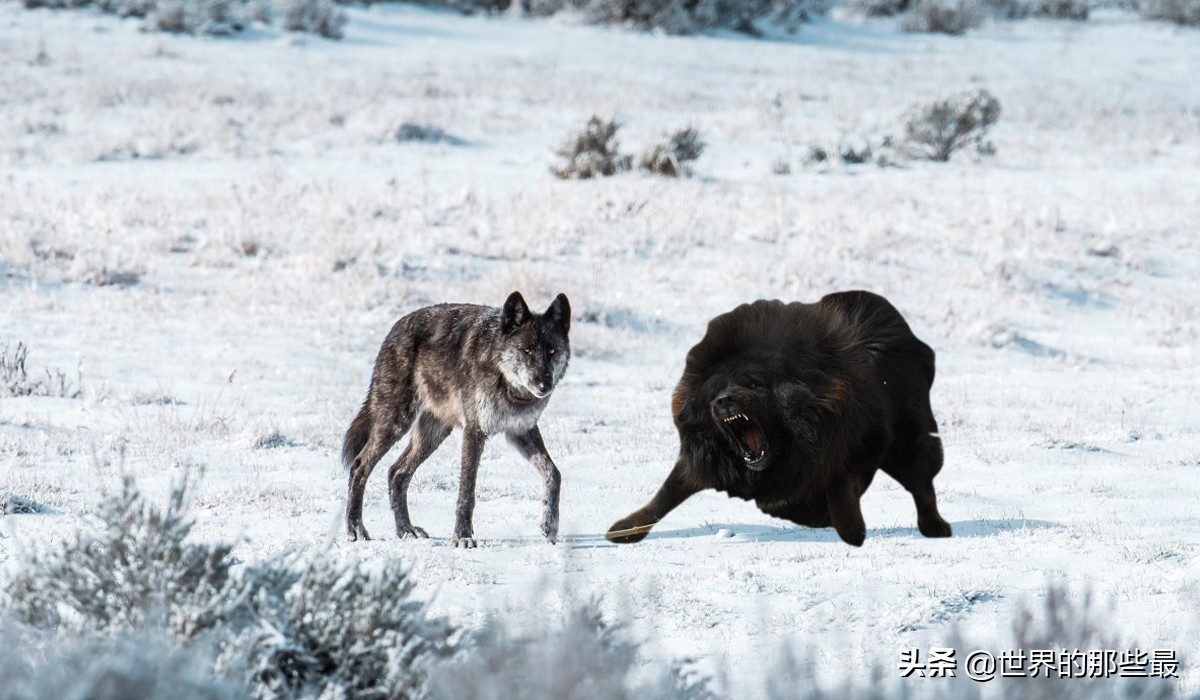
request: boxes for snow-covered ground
[2,3,1199,695]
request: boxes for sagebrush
[902,88,1001,161]
[1,341,80,399]
[552,116,631,179]
[1139,0,1200,24]
[900,0,985,34]
[18,0,345,37]
[640,127,705,177]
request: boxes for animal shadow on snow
[584,518,1061,545]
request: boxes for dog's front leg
[826,476,867,547]
[454,425,487,549]
[507,427,561,544]
[606,458,701,544]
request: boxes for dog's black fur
[606,291,951,547]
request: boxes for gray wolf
[343,291,571,548]
[606,291,950,547]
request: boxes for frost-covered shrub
[902,88,1000,161]
[395,122,466,145]
[845,0,908,15]
[4,475,455,699]
[6,474,236,634]
[1139,0,1200,24]
[1,341,80,399]
[428,602,717,700]
[900,0,985,33]
[582,0,829,35]
[275,0,347,38]
[145,0,246,34]
[640,127,704,177]
[986,0,1088,18]
[552,116,632,179]
[0,627,239,700]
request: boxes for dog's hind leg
[346,404,408,542]
[388,413,451,540]
[605,458,702,544]
[883,432,952,538]
[508,426,561,544]
[452,425,488,549]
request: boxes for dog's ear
[502,291,531,333]
[544,293,571,333]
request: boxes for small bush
[640,127,705,177]
[582,0,828,35]
[275,0,347,38]
[902,88,1001,161]
[395,122,466,145]
[1139,0,1200,24]
[986,0,1088,18]
[1,342,80,399]
[844,0,909,17]
[901,0,985,33]
[552,116,632,180]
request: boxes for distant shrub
[986,0,1088,18]
[581,0,829,35]
[16,0,342,37]
[640,127,705,177]
[844,0,909,17]
[276,0,347,38]
[552,116,632,180]
[900,0,985,33]
[902,88,1001,161]
[395,122,467,145]
[1,341,80,399]
[1139,0,1200,24]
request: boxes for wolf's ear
[502,291,531,333]
[545,293,571,333]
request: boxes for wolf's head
[497,291,571,405]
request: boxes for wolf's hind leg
[508,426,562,544]
[346,408,407,542]
[388,413,451,539]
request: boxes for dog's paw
[453,536,477,549]
[835,524,866,547]
[398,526,429,540]
[605,516,653,544]
[918,516,953,538]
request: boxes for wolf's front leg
[454,426,487,549]
[508,427,561,544]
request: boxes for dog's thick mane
[671,297,885,501]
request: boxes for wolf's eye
[521,347,532,355]
[549,349,556,356]
[746,379,764,390]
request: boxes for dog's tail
[342,402,372,470]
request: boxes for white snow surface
[2,3,1199,696]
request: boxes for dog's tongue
[743,425,763,455]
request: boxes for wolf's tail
[342,403,372,470]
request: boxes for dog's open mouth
[720,412,769,470]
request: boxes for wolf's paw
[541,516,559,545]
[398,526,429,540]
[348,522,371,542]
[918,516,953,538]
[453,536,477,549]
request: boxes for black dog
[606,291,950,547]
